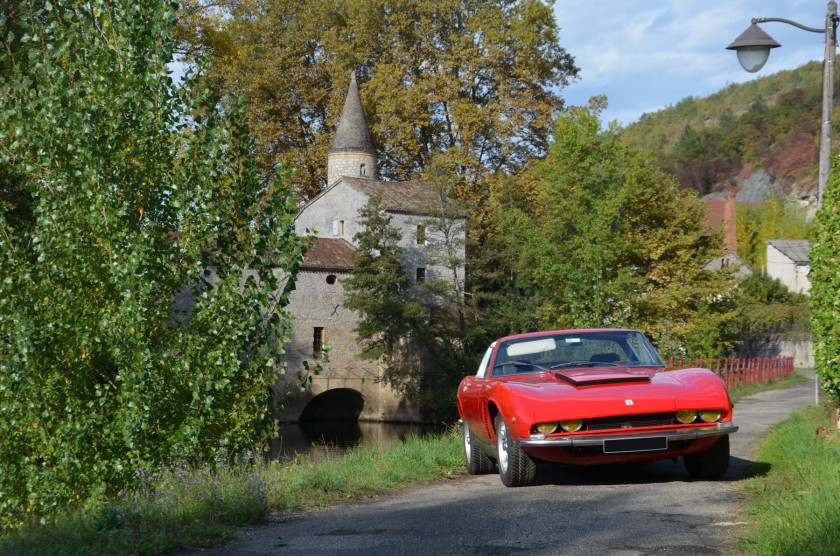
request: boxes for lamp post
[727,1,840,210]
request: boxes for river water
[269,420,438,462]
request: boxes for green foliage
[343,192,479,420]
[0,0,307,528]
[730,273,810,337]
[343,195,428,362]
[487,102,736,358]
[176,0,579,202]
[622,61,833,195]
[736,191,810,270]
[811,157,840,402]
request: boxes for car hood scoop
[553,367,656,386]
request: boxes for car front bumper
[519,421,738,448]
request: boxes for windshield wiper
[550,360,620,369]
[493,360,541,371]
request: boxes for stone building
[275,72,466,423]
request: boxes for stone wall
[327,151,377,185]
[739,333,814,368]
[296,181,465,305]
[277,269,420,422]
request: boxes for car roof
[497,328,640,343]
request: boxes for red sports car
[457,329,737,487]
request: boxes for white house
[766,239,810,294]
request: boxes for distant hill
[620,61,835,200]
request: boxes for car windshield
[491,330,664,376]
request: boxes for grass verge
[726,372,807,404]
[0,428,464,555]
[737,402,840,554]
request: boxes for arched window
[359,163,366,176]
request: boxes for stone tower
[327,71,377,185]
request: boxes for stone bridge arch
[300,388,364,421]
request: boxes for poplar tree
[0,0,307,525]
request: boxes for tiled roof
[301,238,356,271]
[767,239,810,265]
[342,177,440,214]
[703,199,763,235]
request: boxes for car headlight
[698,409,722,423]
[676,410,697,424]
[559,419,583,432]
[535,422,558,434]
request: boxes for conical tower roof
[329,71,376,154]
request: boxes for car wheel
[684,435,730,480]
[464,422,494,475]
[495,414,537,487]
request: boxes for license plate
[603,437,667,453]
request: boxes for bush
[810,158,840,402]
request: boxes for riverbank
[736,402,840,553]
[0,431,464,555]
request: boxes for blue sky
[554,0,833,127]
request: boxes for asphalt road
[197,374,816,555]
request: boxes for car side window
[475,343,496,379]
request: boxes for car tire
[495,414,537,487]
[464,422,494,475]
[684,434,730,480]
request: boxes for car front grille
[586,412,676,431]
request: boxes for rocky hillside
[620,60,836,206]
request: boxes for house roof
[767,239,810,265]
[301,238,356,271]
[342,177,442,214]
[703,199,763,235]
[329,71,376,155]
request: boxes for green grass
[0,428,464,555]
[737,402,840,555]
[726,373,808,404]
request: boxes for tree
[0,0,308,526]
[736,191,810,270]
[344,192,480,420]
[343,195,428,383]
[489,101,736,357]
[810,159,840,404]
[175,0,579,202]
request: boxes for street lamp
[727,1,840,210]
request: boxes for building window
[416,267,426,284]
[332,220,344,236]
[360,163,366,176]
[416,225,427,245]
[313,327,325,357]
[326,274,337,285]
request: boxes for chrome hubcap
[497,421,509,473]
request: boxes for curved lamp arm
[751,17,828,35]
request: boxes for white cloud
[555,0,833,126]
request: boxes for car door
[460,342,496,443]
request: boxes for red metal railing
[667,356,794,388]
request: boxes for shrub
[811,157,840,402]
